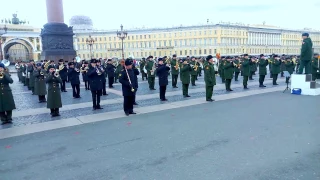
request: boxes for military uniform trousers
[259,75,266,85]
[84,81,90,90]
[205,86,214,100]
[123,96,134,113]
[272,74,279,85]
[298,60,311,74]
[60,80,66,91]
[0,111,13,123]
[71,84,80,98]
[148,77,155,89]
[25,78,29,87]
[160,85,167,100]
[191,75,197,85]
[91,90,102,108]
[102,82,107,95]
[141,72,147,81]
[243,76,249,87]
[182,84,189,96]
[312,73,318,81]
[249,71,255,80]
[108,76,114,87]
[234,72,240,81]
[172,74,178,87]
[225,79,232,90]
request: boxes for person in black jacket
[87,59,103,110]
[156,58,170,101]
[81,61,90,90]
[119,59,138,116]
[132,61,139,105]
[65,60,70,82]
[68,62,81,98]
[58,59,68,92]
[97,59,108,96]
[106,59,116,88]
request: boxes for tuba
[44,61,50,71]
[96,66,102,75]
[54,71,60,77]
[0,70,4,79]
[59,64,64,71]
[1,59,10,67]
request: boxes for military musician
[170,54,179,88]
[80,61,90,90]
[241,54,251,89]
[57,59,68,92]
[271,55,281,85]
[132,62,139,105]
[233,56,241,81]
[34,62,47,103]
[46,65,63,117]
[146,56,156,90]
[224,56,234,91]
[190,57,198,86]
[180,59,192,97]
[68,62,81,98]
[106,59,116,88]
[0,63,16,125]
[97,59,107,96]
[139,58,147,81]
[204,55,216,102]
[258,54,269,87]
[311,53,319,81]
[156,58,170,101]
[119,59,138,116]
[284,57,295,83]
[87,59,103,110]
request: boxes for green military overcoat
[145,60,156,77]
[258,59,268,75]
[204,63,216,86]
[170,59,180,75]
[271,59,281,74]
[46,74,62,109]
[180,64,192,84]
[234,59,240,73]
[0,73,16,112]
[190,61,198,76]
[311,58,319,74]
[34,69,47,96]
[223,61,234,79]
[285,61,295,74]
[241,58,251,76]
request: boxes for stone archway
[3,38,34,63]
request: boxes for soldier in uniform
[87,59,103,110]
[180,59,192,97]
[0,63,16,125]
[58,59,68,92]
[46,65,62,117]
[132,61,139,105]
[16,61,22,82]
[68,62,81,98]
[28,60,36,94]
[249,56,257,80]
[145,56,156,90]
[190,57,198,86]
[218,57,226,83]
[34,62,47,103]
[284,57,295,83]
[119,59,138,116]
[81,61,90,90]
[241,54,251,89]
[170,54,179,88]
[224,56,235,91]
[258,54,269,87]
[280,55,286,77]
[311,53,319,81]
[139,58,147,81]
[271,55,281,85]
[299,33,313,74]
[295,56,301,73]
[97,60,107,95]
[106,59,116,88]
[156,58,170,101]
[65,60,70,82]
[204,55,216,102]
[233,56,241,81]
[21,61,26,84]
[25,61,31,88]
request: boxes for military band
[2,45,320,125]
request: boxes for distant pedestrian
[299,33,313,74]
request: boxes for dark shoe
[161,99,168,101]
[92,107,96,111]
[229,89,233,91]
[244,86,249,89]
[152,88,156,90]
[129,112,136,114]
[1,121,8,125]
[103,93,108,96]
[206,99,213,102]
[125,112,129,116]
[173,86,178,88]
[192,84,196,86]
[133,102,138,105]
[96,106,103,109]
[184,95,190,97]
[273,83,278,85]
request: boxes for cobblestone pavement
[1,71,287,130]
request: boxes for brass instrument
[15,63,20,69]
[80,66,89,73]
[96,66,102,75]
[193,62,199,71]
[54,71,60,78]
[39,70,44,76]
[59,64,64,71]
[0,71,3,79]
[44,60,51,71]
[75,68,80,73]
[150,60,156,75]
[174,60,179,70]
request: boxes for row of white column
[248,32,281,46]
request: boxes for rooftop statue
[12,13,20,25]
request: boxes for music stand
[283,71,291,93]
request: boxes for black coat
[87,67,103,91]
[119,69,138,96]
[133,66,139,89]
[106,64,116,78]
[59,65,68,81]
[68,68,81,85]
[156,64,170,86]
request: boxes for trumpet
[54,71,60,77]
[0,72,4,79]
[58,64,64,71]
[39,70,44,76]
[96,66,102,75]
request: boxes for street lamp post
[117,24,128,60]
[0,25,8,60]
[86,35,95,59]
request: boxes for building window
[185,50,187,55]
[194,50,196,55]
[128,36,130,40]
[180,40,182,47]
[154,52,156,57]
[169,40,172,46]
[149,35,151,38]
[140,35,142,39]
[214,49,216,54]
[199,31,202,35]
[204,49,207,54]
[209,49,212,54]
[159,51,161,56]
[204,31,206,35]
[214,38,217,45]
[158,41,161,47]
[204,39,207,45]
[164,41,167,46]
[141,52,143,57]
[175,33,177,37]
[113,37,116,41]
[164,34,166,38]
[132,36,134,40]
[144,35,146,39]
[180,50,182,55]
[174,41,177,46]
[154,41,156,47]
[214,30,217,35]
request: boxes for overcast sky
[1,0,320,31]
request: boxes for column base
[40,23,76,62]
